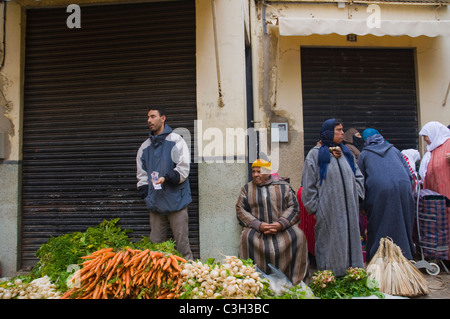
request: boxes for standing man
[136,106,193,260]
[301,119,365,277]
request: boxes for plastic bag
[257,264,293,296]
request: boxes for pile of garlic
[180,256,265,299]
[0,276,61,299]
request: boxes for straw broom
[371,237,429,297]
[392,243,429,297]
[366,237,386,286]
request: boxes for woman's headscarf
[418,121,450,180]
[401,149,421,175]
[362,128,385,146]
[318,119,355,185]
[343,128,364,151]
[419,121,450,152]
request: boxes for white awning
[278,17,450,37]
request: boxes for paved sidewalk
[416,271,450,299]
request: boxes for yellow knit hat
[251,159,273,172]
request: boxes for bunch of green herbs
[308,267,384,299]
[30,219,133,291]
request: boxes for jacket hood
[149,124,173,146]
[150,124,172,137]
[363,141,393,157]
[343,128,358,144]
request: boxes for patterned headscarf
[318,119,355,185]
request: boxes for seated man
[236,159,308,285]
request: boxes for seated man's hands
[259,222,282,235]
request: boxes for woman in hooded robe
[358,129,416,261]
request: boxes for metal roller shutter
[22,1,198,269]
[301,47,418,154]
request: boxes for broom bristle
[367,238,386,285]
[376,238,429,297]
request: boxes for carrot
[127,249,149,268]
[137,250,150,266]
[80,269,97,283]
[60,287,76,299]
[91,247,113,258]
[151,251,164,258]
[126,247,140,255]
[102,257,115,275]
[102,280,109,299]
[162,256,172,271]
[172,255,187,263]
[81,257,102,272]
[175,278,183,290]
[166,292,175,299]
[83,277,99,293]
[80,255,96,260]
[136,254,150,272]
[92,284,101,299]
[158,257,167,268]
[122,250,131,265]
[157,293,168,299]
[106,264,117,281]
[150,251,164,264]
[156,270,163,287]
[113,283,122,298]
[124,269,131,294]
[111,250,125,270]
[169,254,181,271]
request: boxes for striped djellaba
[236,178,308,285]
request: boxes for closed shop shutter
[301,47,418,155]
[21,1,198,268]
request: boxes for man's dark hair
[149,106,167,117]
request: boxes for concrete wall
[195,0,248,261]
[0,2,24,277]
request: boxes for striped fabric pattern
[236,180,308,285]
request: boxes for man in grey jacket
[136,106,193,260]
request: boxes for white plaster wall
[196,0,248,261]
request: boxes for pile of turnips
[180,255,265,299]
[0,276,61,299]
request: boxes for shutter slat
[301,48,418,153]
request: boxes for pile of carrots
[61,247,187,299]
